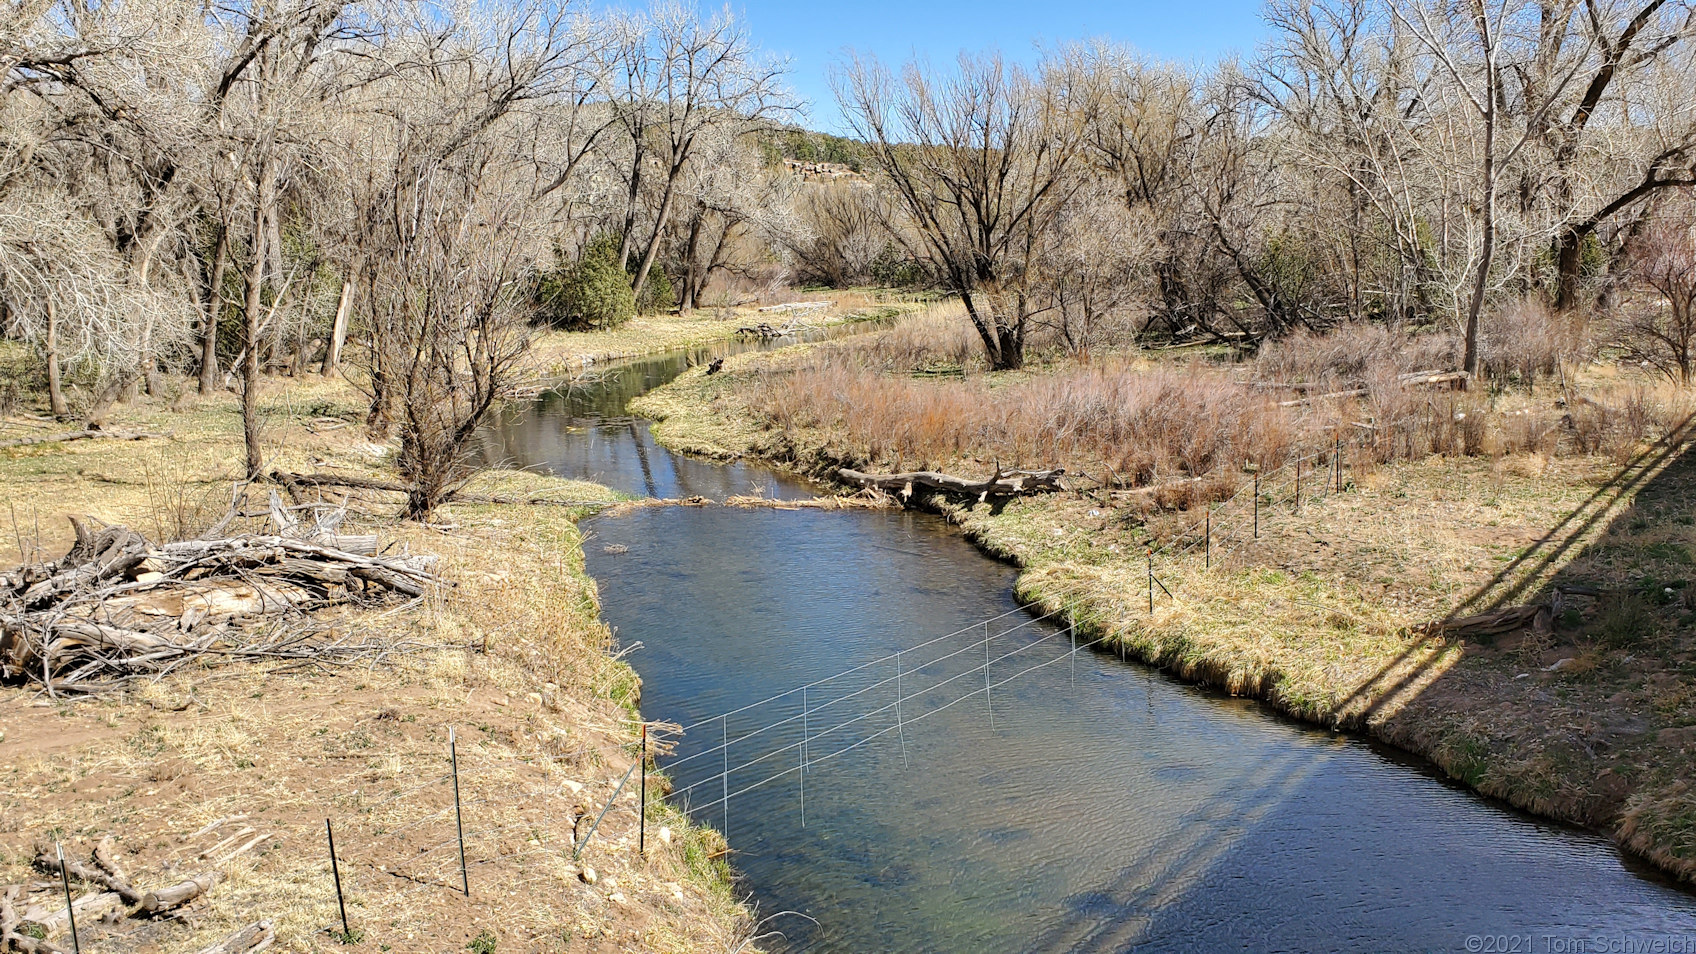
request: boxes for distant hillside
[758,126,870,174]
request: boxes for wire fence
[640,434,1370,843]
[36,437,1373,946]
[1139,434,1363,607]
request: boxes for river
[477,335,1696,953]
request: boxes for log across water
[835,466,1064,501]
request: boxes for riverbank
[522,290,921,378]
[632,342,1696,888]
[0,375,750,950]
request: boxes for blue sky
[727,0,1271,133]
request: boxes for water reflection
[475,323,876,500]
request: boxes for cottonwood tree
[1259,0,1435,325]
[1532,0,1696,310]
[607,3,789,305]
[1391,0,1596,374]
[365,153,536,519]
[2,0,227,408]
[0,195,193,417]
[837,51,1099,369]
[670,126,801,310]
[221,0,347,478]
[1030,184,1152,354]
[1083,50,1235,340]
[787,179,892,287]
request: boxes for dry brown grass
[1255,321,1459,387]
[710,311,1686,511]
[0,374,751,952]
[743,338,1308,498]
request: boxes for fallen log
[1278,388,1369,407]
[1277,370,1472,407]
[1400,370,1470,388]
[92,837,139,902]
[0,885,68,954]
[271,471,603,510]
[1421,604,1551,638]
[837,466,1065,502]
[34,844,141,905]
[19,892,123,938]
[0,429,170,450]
[140,871,221,915]
[270,470,410,495]
[195,921,275,954]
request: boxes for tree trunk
[631,175,679,306]
[616,144,645,270]
[958,289,997,364]
[994,323,1024,371]
[1463,43,1499,378]
[1553,226,1585,312]
[198,223,229,395]
[44,298,68,418]
[681,204,704,313]
[242,157,274,481]
[322,276,351,375]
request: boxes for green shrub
[636,263,674,315]
[536,235,635,330]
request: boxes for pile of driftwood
[1,499,441,693]
[2,836,271,953]
[837,465,1065,503]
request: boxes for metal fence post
[56,843,80,954]
[638,724,648,855]
[1205,509,1211,569]
[721,714,730,839]
[895,651,908,767]
[325,820,350,941]
[800,687,808,828]
[1253,473,1260,538]
[449,727,468,897]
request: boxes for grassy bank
[523,289,922,379]
[633,335,1696,888]
[0,373,749,949]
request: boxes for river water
[478,336,1696,953]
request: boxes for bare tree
[367,154,536,519]
[837,51,1099,369]
[1392,0,1594,374]
[1536,0,1696,310]
[1030,184,1152,354]
[669,126,801,310]
[0,195,193,417]
[608,3,789,305]
[1621,207,1696,383]
[787,179,890,287]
